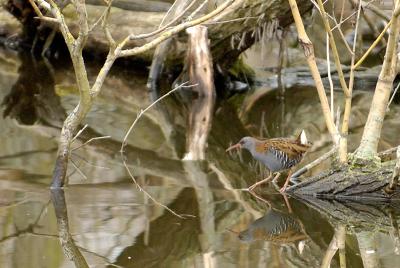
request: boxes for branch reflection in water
[50,189,89,268]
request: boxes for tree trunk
[353,5,400,161]
[183,26,216,160]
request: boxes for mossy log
[287,164,400,201]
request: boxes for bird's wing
[263,139,310,158]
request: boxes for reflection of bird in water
[238,209,307,244]
[226,130,311,192]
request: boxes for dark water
[1,45,400,268]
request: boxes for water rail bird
[226,130,311,192]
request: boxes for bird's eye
[240,140,245,145]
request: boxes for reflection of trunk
[183,161,216,267]
[2,53,65,126]
[147,0,192,100]
[356,231,381,268]
[183,26,216,160]
[51,189,89,268]
[321,225,346,268]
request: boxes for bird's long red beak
[226,143,241,152]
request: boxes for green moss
[348,153,382,171]
[228,57,255,83]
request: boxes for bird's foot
[279,186,287,193]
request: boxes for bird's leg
[247,173,273,191]
[279,169,293,193]
[271,172,281,190]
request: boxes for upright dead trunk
[353,4,400,161]
[183,26,216,160]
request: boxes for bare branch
[354,20,393,69]
[388,81,400,108]
[291,147,337,179]
[70,159,88,180]
[101,0,116,46]
[72,136,111,151]
[338,0,362,163]
[315,0,350,97]
[287,0,340,144]
[185,0,208,22]
[47,0,75,49]
[72,0,89,52]
[130,0,200,41]
[71,124,88,142]
[89,0,113,32]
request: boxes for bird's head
[238,229,253,242]
[226,137,255,152]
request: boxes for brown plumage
[226,131,311,192]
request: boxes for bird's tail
[296,130,308,145]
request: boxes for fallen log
[2,0,312,66]
[287,163,400,201]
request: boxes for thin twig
[29,0,45,16]
[185,0,208,22]
[71,124,88,142]
[72,136,111,151]
[121,82,197,219]
[353,19,393,69]
[388,81,400,108]
[338,0,362,163]
[101,0,115,46]
[287,0,340,144]
[131,0,200,41]
[315,0,350,97]
[71,152,111,169]
[330,10,358,31]
[326,33,334,120]
[362,0,391,22]
[89,0,113,33]
[118,0,234,57]
[158,0,179,28]
[204,16,258,25]
[70,159,88,180]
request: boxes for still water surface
[1,46,400,268]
